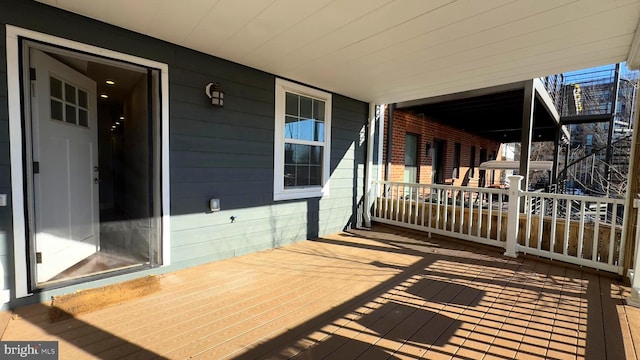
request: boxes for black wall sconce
[205,82,224,107]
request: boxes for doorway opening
[432,139,446,184]
[22,41,163,288]
[479,148,488,188]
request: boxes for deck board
[1,225,638,359]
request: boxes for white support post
[626,198,640,307]
[363,102,377,228]
[504,175,523,258]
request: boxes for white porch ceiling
[38,0,640,104]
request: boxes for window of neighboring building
[274,79,332,201]
[453,142,461,178]
[479,148,487,187]
[586,134,593,146]
[470,145,476,178]
[489,151,496,184]
[404,133,419,183]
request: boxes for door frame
[6,25,171,298]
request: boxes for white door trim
[6,25,171,298]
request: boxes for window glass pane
[300,96,313,119]
[78,90,88,108]
[65,104,76,124]
[78,109,88,127]
[284,143,294,164]
[405,134,418,166]
[51,99,63,121]
[65,83,76,104]
[285,116,298,139]
[313,99,325,121]
[298,119,314,141]
[50,77,63,99]
[284,165,296,187]
[285,93,298,116]
[283,143,323,188]
[308,166,321,186]
[314,121,325,142]
[293,144,310,165]
[310,146,322,165]
[295,165,310,186]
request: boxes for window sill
[274,188,326,201]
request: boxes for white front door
[30,48,99,283]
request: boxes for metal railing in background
[560,66,617,118]
[541,74,564,111]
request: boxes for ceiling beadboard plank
[375,37,631,98]
[340,0,586,73]
[312,38,630,103]
[295,0,638,102]
[217,0,335,62]
[369,10,638,88]
[181,0,275,57]
[256,0,455,73]
[102,0,160,36]
[56,0,109,22]
[331,0,514,65]
[364,0,637,76]
[241,0,394,70]
[378,43,631,104]
[289,0,519,74]
[147,0,220,44]
[35,0,640,104]
[376,24,632,97]
[389,49,630,104]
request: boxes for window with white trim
[274,79,331,201]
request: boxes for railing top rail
[373,180,509,194]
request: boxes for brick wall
[383,108,503,187]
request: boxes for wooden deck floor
[2,225,639,359]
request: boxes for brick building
[383,108,503,187]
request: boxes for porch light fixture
[100,94,109,99]
[105,80,115,85]
[205,82,224,107]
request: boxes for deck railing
[371,181,509,248]
[370,176,628,274]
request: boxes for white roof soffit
[37,0,640,104]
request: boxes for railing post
[626,198,640,307]
[504,175,524,258]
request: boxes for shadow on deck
[2,224,638,359]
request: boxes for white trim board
[5,25,171,298]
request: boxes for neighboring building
[383,108,502,188]
[559,63,638,196]
[382,80,563,191]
